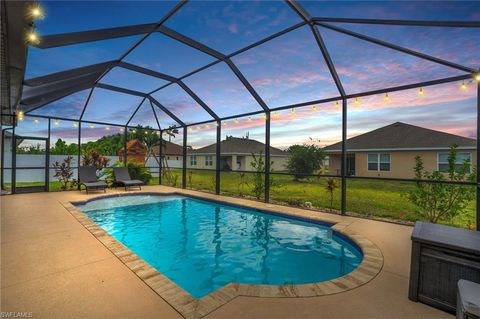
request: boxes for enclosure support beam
[341,98,347,215]
[77,121,81,189]
[159,130,163,185]
[11,121,16,194]
[126,97,147,126]
[123,126,128,166]
[477,83,480,231]
[46,119,51,192]
[316,22,476,74]
[265,112,271,203]
[182,126,187,189]
[149,97,185,127]
[312,17,480,28]
[216,120,221,195]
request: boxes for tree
[407,145,476,223]
[50,138,78,155]
[286,140,325,180]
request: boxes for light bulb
[418,87,425,96]
[28,4,45,20]
[384,93,390,102]
[474,73,480,82]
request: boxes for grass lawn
[7,169,476,229]
[159,168,476,229]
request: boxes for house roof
[153,141,184,156]
[192,137,287,156]
[324,122,476,152]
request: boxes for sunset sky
[21,1,480,149]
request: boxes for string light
[27,3,45,20]
[384,93,390,102]
[474,73,480,82]
[196,126,201,130]
[335,101,340,108]
[119,128,124,132]
[354,98,360,106]
[156,131,161,135]
[89,124,95,129]
[247,117,252,122]
[418,87,425,96]
[273,112,279,119]
[131,129,136,133]
[223,121,228,126]
[205,124,210,129]
[73,123,78,128]
[312,105,318,112]
[26,30,40,45]
[53,120,60,126]
[17,111,25,121]
[34,119,39,124]
[290,108,296,115]
[234,118,239,124]
[105,126,110,131]
[215,122,219,127]
[460,81,467,91]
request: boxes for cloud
[228,23,238,34]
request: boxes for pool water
[76,194,363,298]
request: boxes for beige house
[188,136,288,171]
[324,122,476,179]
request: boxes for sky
[22,0,480,148]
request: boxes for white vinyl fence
[3,154,182,183]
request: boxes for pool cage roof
[19,0,480,130]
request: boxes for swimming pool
[75,194,363,299]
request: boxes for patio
[1,1,480,318]
[2,186,451,319]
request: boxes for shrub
[82,150,110,172]
[52,156,77,190]
[249,152,277,200]
[106,160,153,184]
[408,145,476,223]
[325,178,339,212]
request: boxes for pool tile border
[61,189,383,319]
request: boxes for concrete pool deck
[1,186,452,318]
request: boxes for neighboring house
[324,122,476,179]
[152,140,184,168]
[188,136,288,171]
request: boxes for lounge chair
[113,167,144,191]
[78,166,107,194]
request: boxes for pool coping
[61,190,384,319]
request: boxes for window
[438,152,471,173]
[205,155,213,166]
[368,153,390,171]
[190,155,197,166]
